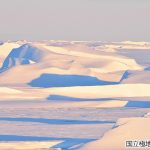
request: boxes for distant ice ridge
[0,44,43,71]
[0,40,149,87]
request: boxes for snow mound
[46,84,150,99]
[0,87,23,94]
[0,141,62,150]
[80,117,150,150]
[121,70,150,84]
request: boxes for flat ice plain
[0,41,150,150]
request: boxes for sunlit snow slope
[0,41,150,150]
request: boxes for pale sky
[0,0,150,41]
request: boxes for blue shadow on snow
[0,117,115,125]
[28,73,118,88]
